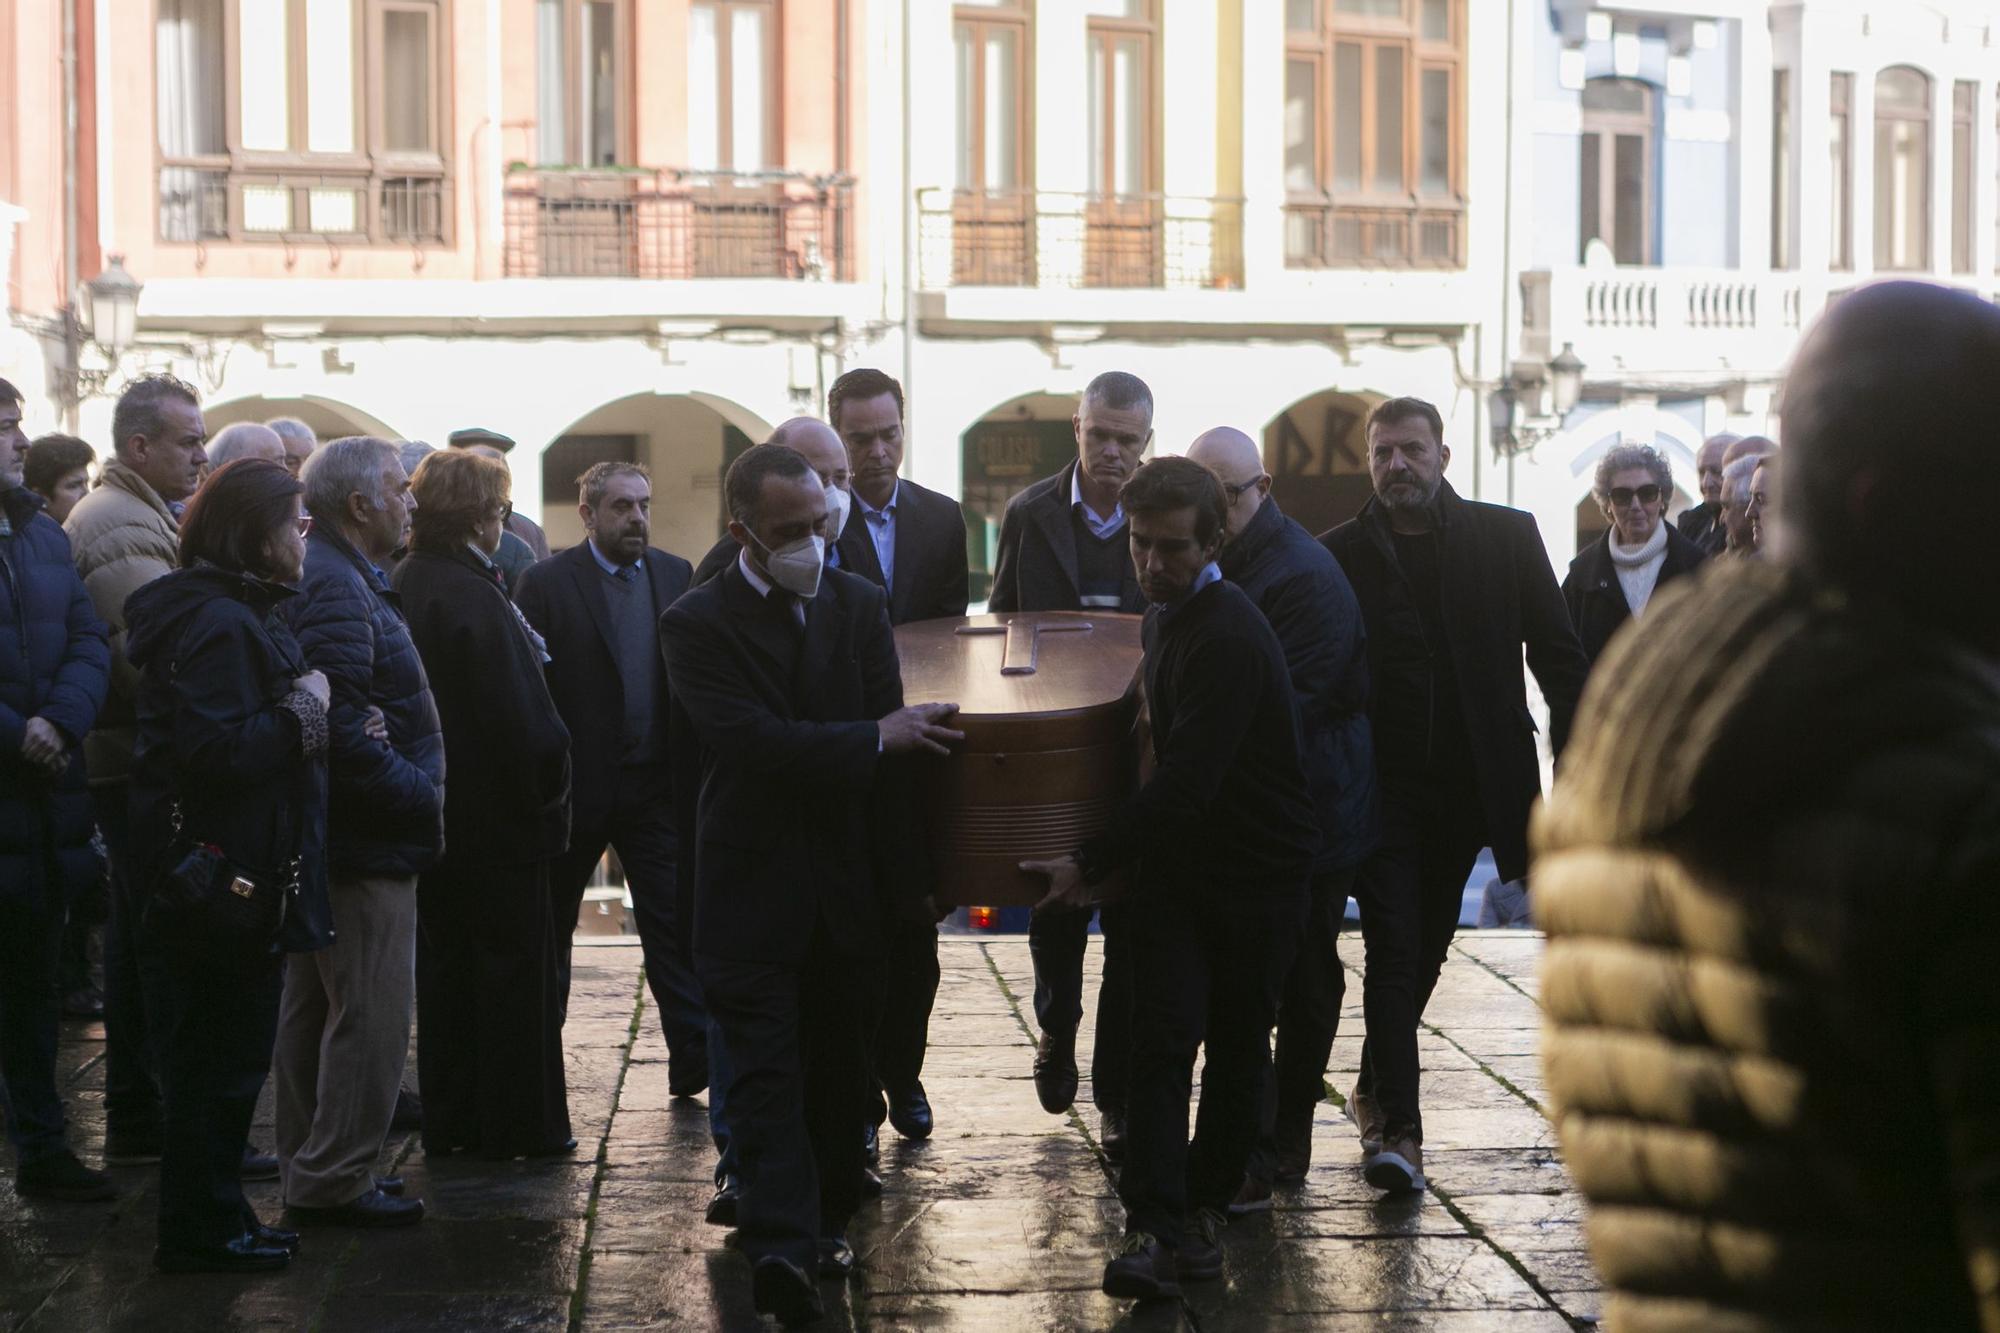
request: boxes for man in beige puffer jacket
[64,373,207,1162]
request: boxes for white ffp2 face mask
[823,483,851,544]
[758,533,826,599]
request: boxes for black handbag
[150,798,300,946]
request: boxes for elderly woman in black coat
[1562,443,1707,669]
[394,449,574,1160]
[124,460,331,1274]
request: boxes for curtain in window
[536,0,567,163]
[156,0,225,240]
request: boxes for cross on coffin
[953,617,1094,675]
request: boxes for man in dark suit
[826,368,966,1149]
[988,370,1151,1156]
[660,443,960,1325]
[514,463,706,1096]
[1026,457,1318,1302]
[1321,397,1587,1196]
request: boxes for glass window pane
[1421,0,1449,41]
[305,0,354,153]
[156,0,225,156]
[1420,66,1449,194]
[1771,69,1791,268]
[954,24,976,189]
[1335,0,1401,15]
[1333,42,1363,192]
[1081,0,1145,16]
[1875,113,1929,268]
[309,186,358,232]
[383,9,433,153]
[1285,58,1318,193]
[1579,131,1600,257]
[1877,67,1928,113]
[582,1,618,165]
[239,0,290,151]
[1829,91,1850,268]
[730,6,767,170]
[1613,131,1645,263]
[1088,34,1105,194]
[1373,45,1405,193]
[1114,37,1144,195]
[987,27,1019,190]
[688,4,720,170]
[536,0,566,163]
[1582,78,1648,115]
[1286,0,1317,31]
[243,185,292,231]
[1954,82,1974,271]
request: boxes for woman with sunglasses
[123,459,332,1273]
[1562,444,1707,668]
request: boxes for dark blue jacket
[1219,497,1379,873]
[126,566,332,953]
[0,487,109,903]
[281,527,445,878]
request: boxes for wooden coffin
[893,611,1144,907]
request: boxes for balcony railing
[1519,266,1817,379]
[503,167,852,281]
[1283,199,1463,270]
[918,190,1243,291]
[158,159,447,246]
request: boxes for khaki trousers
[273,873,417,1208]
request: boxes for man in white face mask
[691,418,852,587]
[659,443,960,1325]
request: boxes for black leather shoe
[1099,1107,1128,1162]
[1102,1232,1180,1301]
[374,1175,405,1196]
[154,1237,290,1274]
[250,1221,301,1253]
[103,1128,163,1166]
[1034,1029,1079,1114]
[16,1151,116,1202]
[861,1121,880,1168]
[750,1255,823,1326]
[668,1059,710,1099]
[390,1087,423,1133]
[240,1147,280,1181]
[886,1082,934,1141]
[289,1187,425,1228]
[859,1166,883,1200]
[817,1234,855,1279]
[704,1177,739,1227]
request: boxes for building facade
[1,0,1995,575]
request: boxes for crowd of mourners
[0,277,1993,1332]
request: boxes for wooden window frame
[1872,64,1932,272]
[692,0,781,173]
[1830,71,1852,270]
[156,0,452,247]
[1287,1,1464,202]
[1579,76,1656,266]
[953,1,1032,193]
[542,0,635,168]
[1086,0,1158,200]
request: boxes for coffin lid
[893,611,1144,723]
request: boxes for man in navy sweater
[1025,456,1318,1303]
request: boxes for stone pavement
[0,933,1598,1331]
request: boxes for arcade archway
[959,392,1081,604]
[1262,389,1384,537]
[201,395,399,444]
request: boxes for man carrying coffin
[1025,456,1318,1302]
[659,443,960,1326]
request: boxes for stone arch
[536,391,773,559]
[1261,387,1387,537]
[200,395,400,444]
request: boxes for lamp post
[1491,342,1586,457]
[51,254,142,430]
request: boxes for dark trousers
[549,764,706,1081]
[1120,887,1305,1247]
[141,926,283,1249]
[1352,783,1487,1144]
[867,918,940,1122]
[415,859,571,1158]
[0,841,67,1165]
[97,784,161,1139]
[1244,866,1354,1186]
[698,923,869,1275]
[1028,901,1131,1112]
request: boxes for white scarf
[1607,521,1669,617]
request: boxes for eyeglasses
[295,515,313,536]
[1607,484,1662,507]
[1223,474,1269,501]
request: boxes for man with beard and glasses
[1320,397,1586,1196]
[514,463,705,1097]
[989,370,1152,1160]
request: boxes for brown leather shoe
[1362,1135,1425,1194]
[1345,1082,1386,1154]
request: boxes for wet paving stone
[1,934,1598,1329]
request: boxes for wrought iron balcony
[503,167,852,281]
[918,190,1244,291]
